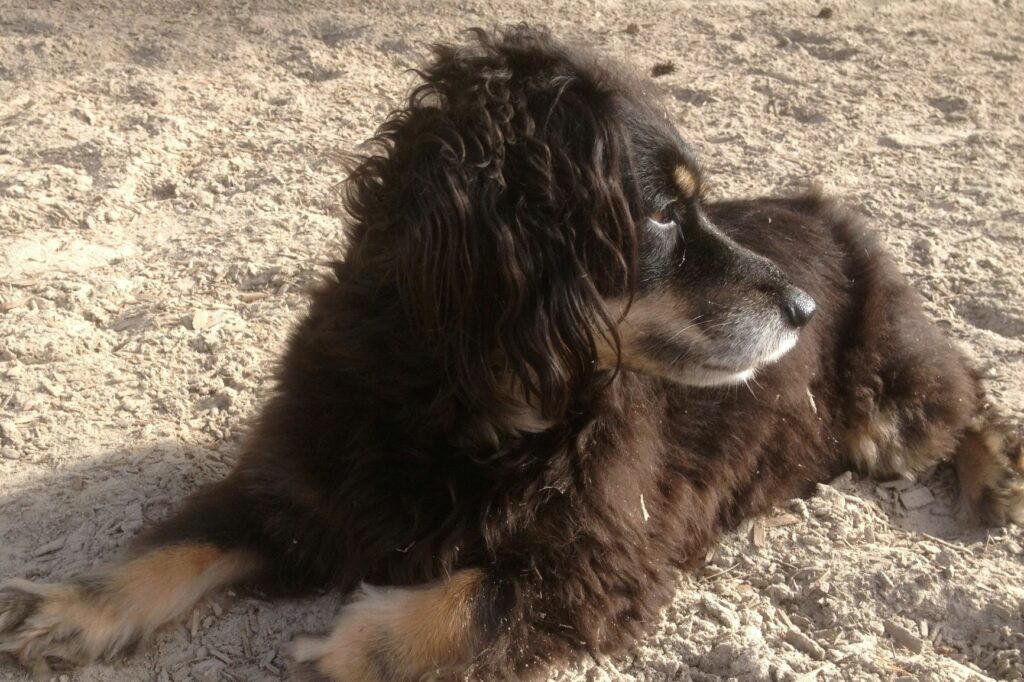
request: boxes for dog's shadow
[0,446,1008,682]
[0,441,340,682]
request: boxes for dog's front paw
[290,596,407,682]
[959,425,1024,526]
[0,578,136,674]
[980,446,1024,526]
[290,573,482,682]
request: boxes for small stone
[816,7,834,19]
[624,23,640,36]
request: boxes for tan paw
[957,425,1024,526]
[0,578,140,674]
[292,571,483,682]
[975,458,1024,526]
[0,544,257,674]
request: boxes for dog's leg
[844,360,1024,525]
[292,558,668,682]
[834,230,1023,524]
[0,476,262,673]
[291,569,489,682]
[844,369,1024,525]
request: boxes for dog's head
[343,26,814,424]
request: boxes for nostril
[781,287,816,328]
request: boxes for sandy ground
[1,0,1023,680]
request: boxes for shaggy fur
[2,25,1022,681]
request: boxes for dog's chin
[672,332,799,388]
[676,364,758,387]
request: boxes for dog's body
[2,26,1022,681]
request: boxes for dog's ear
[344,28,638,421]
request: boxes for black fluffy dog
[1,26,1022,681]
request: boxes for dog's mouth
[606,286,810,388]
[673,326,800,387]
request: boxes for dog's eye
[646,216,678,231]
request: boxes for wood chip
[32,536,65,557]
[241,630,252,659]
[258,648,278,669]
[189,309,211,331]
[702,596,740,630]
[752,518,767,547]
[237,291,270,302]
[1,296,33,313]
[785,628,826,660]
[878,478,915,490]
[884,619,925,654]
[766,513,802,528]
[38,378,64,397]
[940,656,997,681]
[900,486,935,510]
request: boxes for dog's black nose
[781,287,816,328]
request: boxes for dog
[1,25,1022,682]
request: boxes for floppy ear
[343,29,638,421]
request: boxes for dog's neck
[452,387,557,449]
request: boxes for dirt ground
[1,0,1022,680]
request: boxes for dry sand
[1,1,1022,680]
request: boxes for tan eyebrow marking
[673,166,699,199]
